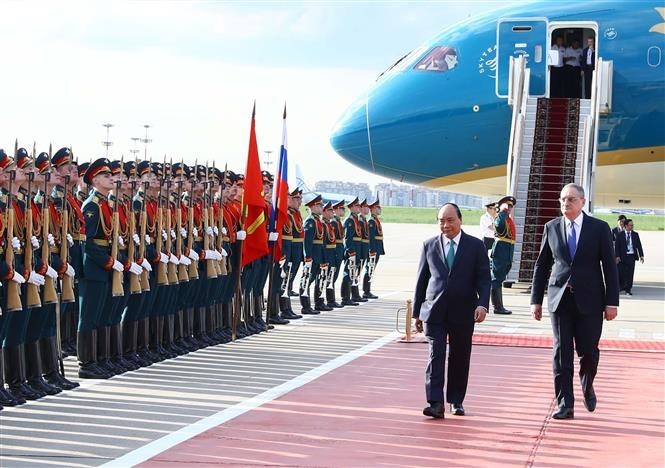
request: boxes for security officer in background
[490,195,516,315]
[301,193,325,314]
[364,196,384,299]
[480,202,497,252]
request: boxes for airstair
[505,55,611,283]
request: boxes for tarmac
[0,222,662,467]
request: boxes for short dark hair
[442,202,462,220]
[618,214,627,221]
[625,218,633,225]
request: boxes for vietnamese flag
[270,104,290,261]
[241,103,269,267]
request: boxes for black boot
[111,324,137,371]
[19,343,47,399]
[491,287,512,315]
[280,296,301,320]
[351,285,367,302]
[362,275,378,299]
[0,348,23,406]
[268,293,290,325]
[25,339,61,396]
[326,288,342,308]
[341,280,359,306]
[41,336,79,390]
[4,346,29,403]
[300,292,319,315]
[78,329,109,379]
[99,326,123,375]
[137,318,157,364]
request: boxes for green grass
[380,206,665,231]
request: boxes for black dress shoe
[363,292,378,299]
[552,407,574,419]
[450,403,465,416]
[423,402,445,419]
[269,315,290,325]
[0,387,22,406]
[301,308,321,315]
[493,308,512,315]
[282,310,302,320]
[341,299,359,306]
[583,387,597,412]
[78,364,110,379]
[288,290,298,297]
[44,371,80,390]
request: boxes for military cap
[210,167,223,182]
[289,187,302,196]
[78,162,90,178]
[359,198,368,208]
[233,173,245,185]
[261,170,274,185]
[346,197,359,208]
[368,196,381,208]
[223,169,236,185]
[150,162,162,178]
[323,201,333,210]
[171,162,186,178]
[137,160,151,177]
[303,193,322,207]
[195,164,207,181]
[84,158,111,185]
[35,152,51,174]
[0,149,13,170]
[51,147,72,168]
[484,202,497,208]
[109,160,122,175]
[16,148,31,169]
[123,161,137,179]
[496,195,517,207]
[333,200,345,209]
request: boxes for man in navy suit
[614,219,645,295]
[531,183,619,420]
[581,37,596,99]
[413,203,490,419]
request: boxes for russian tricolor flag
[271,104,290,261]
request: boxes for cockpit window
[377,45,429,81]
[414,46,458,72]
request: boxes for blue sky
[0,1,499,186]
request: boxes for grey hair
[561,183,585,198]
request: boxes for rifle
[209,163,222,276]
[280,261,292,298]
[128,163,142,294]
[5,151,22,312]
[186,161,199,280]
[367,253,377,283]
[165,159,178,284]
[25,150,42,309]
[41,151,58,304]
[326,265,336,290]
[155,159,169,285]
[216,164,228,276]
[138,173,150,291]
[299,261,311,298]
[60,168,75,303]
[110,157,124,297]
[202,164,217,279]
[175,160,188,283]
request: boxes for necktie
[567,222,577,260]
[446,240,455,269]
[627,232,632,251]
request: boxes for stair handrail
[506,55,529,195]
[583,57,603,212]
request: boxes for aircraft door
[496,18,548,97]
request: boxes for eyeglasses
[559,197,580,203]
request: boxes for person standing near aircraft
[614,219,644,296]
[490,196,516,315]
[563,39,582,98]
[479,202,496,252]
[612,214,626,287]
[414,203,490,419]
[581,36,596,99]
[364,197,384,299]
[302,193,326,313]
[531,183,619,420]
[550,36,566,97]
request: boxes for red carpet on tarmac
[142,338,664,468]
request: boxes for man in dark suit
[611,215,626,289]
[581,37,596,99]
[614,219,645,295]
[531,183,619,420]
[414,203,490,419]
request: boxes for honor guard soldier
[78,158,125,379]
[357,199,370,302]
[364,196,384,299]
[330,200,346,307]
[274,187,301,321]
[491,195,516,315]
[301,193,326,313]
[322,201,342,308]
[287,188,304,297]
[340,197,362,306]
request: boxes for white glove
[192,227,198,237]
[213,226,219,235]
[236,230,246,240]
[31,235,39,249]
[204,250,217,260]
[133,234,140,245]
[170,229,176,239]
[220,248,228,257]
[141,258,153,272]
[268,232,279,242]
[66,264,76,278]
[12,271,26,284]
[206,226,214,236]
[187,249,199,262]
[179,255,191,266]
[145,234,151,245]
[162,230,167,241]
[180,227,187,237]
[47,233,55,246]
[45,266,58,279]
[305,259,313,268]
[112,260,124,272]
[67,233,74,246]
[129,262,143,275]
[169,253,179,264]
[11,237,20,250]
[28,271,45,286]
[118,236,125,247]
[159,252,169,264]
[221,227,227,235]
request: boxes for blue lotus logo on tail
[650,7,665,33]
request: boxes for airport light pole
[263,150,273,172]
[102,123,114,157]
[141,124,152,160]
[130,137,141,161]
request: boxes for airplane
[330,1,665,209]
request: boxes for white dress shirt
[441,231,462,261]
[480,213,495,238]
[586,48,594,65]
[551,45,565,67]
[564,47,582,67]
[626,231,634,254]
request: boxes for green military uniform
[490,195,516,315]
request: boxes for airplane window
[378,45,429,80]
[414,46,458,72]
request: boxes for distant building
[314,180,372,202]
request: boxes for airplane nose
[329,94,373,171]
